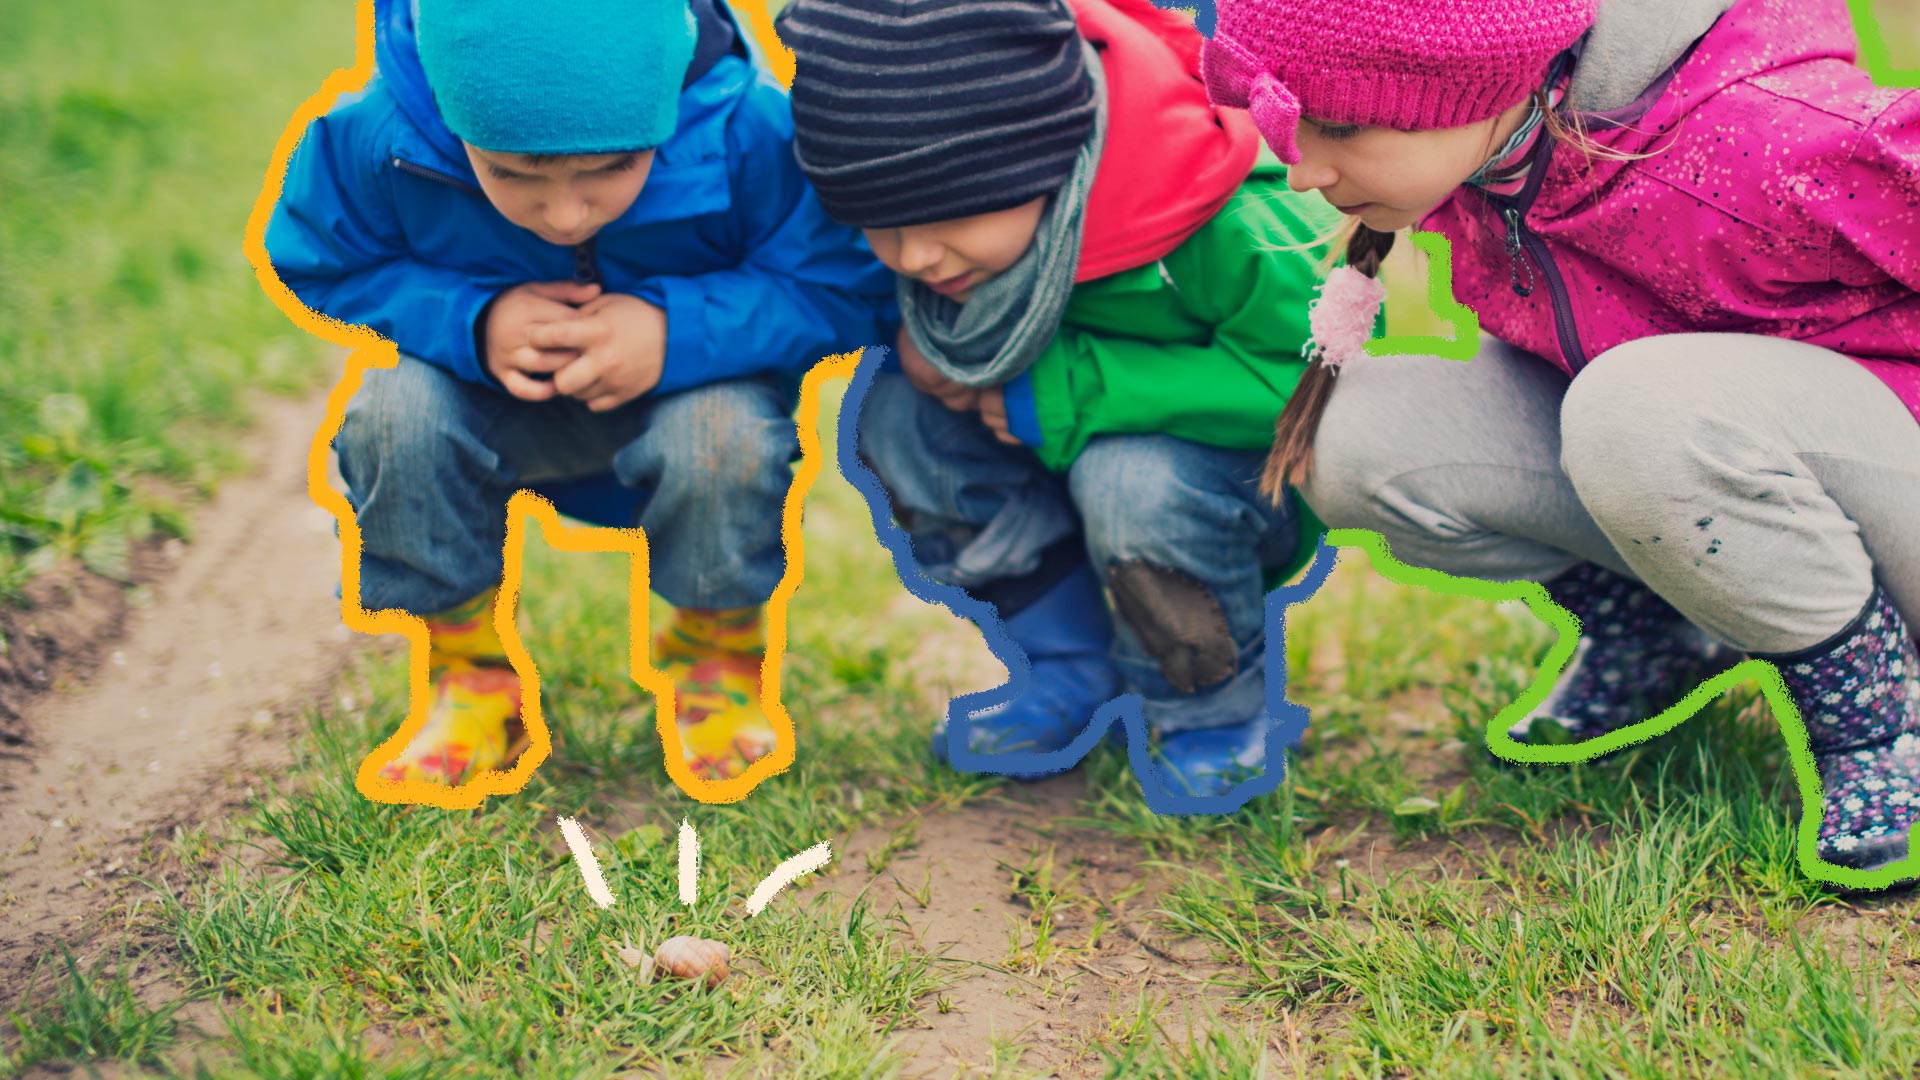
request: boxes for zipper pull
[572,238,600,285]
[1502,207,1536,298]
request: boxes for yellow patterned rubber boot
[654,606,777,781]
[379,588,529,786]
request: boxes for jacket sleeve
[1004,184,1337,472]
[1822,87,1920,294]
[637,87,896,395]
[264,105,509,385]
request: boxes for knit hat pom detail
[1200,34,1299,166]
[1304,266,1387,372]
[1248,72,1302,165]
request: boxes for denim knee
[852,373,936,474]
[1070,435,1219,564]
[626,379,798,498]
[337,357,496,497]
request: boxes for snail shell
[653,935,730,988]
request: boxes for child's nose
[896,234,943,276]
[1287,159,1337,195]
[545,199,592,235]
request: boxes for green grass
[7,2,1920,1077]
[0,0,337,595]
[3,945,193,1074]
[87,390,1002,1077]
[8,389,1899,1078]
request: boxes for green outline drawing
[1329,3,1920,895]
[1366,230,1481,361]
[1332,528,1920,894]
[1849,0,1920,88]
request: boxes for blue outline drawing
[837,346,1338,815]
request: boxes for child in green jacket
[778,0,1341,800]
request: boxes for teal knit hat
[416,0,698,155]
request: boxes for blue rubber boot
[1152,717,1277,799]
[932,562,1122,779]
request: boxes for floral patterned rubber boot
[1762,587,1920,887]
[1509,562,1735,748]
[378,588,528,785]
[655,606,777,781]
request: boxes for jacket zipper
[392,156,482,194]
[572,237,601,286]
[1487,135,1590,372]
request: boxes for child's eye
[1313,122,1361,141]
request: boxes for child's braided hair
[1259,223,1396,503]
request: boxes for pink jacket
[1422,0,1920,426]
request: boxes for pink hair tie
[1304,266,1387,372]
[1247,71,1302,165]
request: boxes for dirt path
[831,777,1252,1079]
[0,392,360,997]
[1,387,1261,1075]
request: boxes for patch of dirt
[0,549,162,750]
[833,779,1251,1079]
[0,392,359,1002]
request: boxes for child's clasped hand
[485,280,668,411]
[894,327,1019,445]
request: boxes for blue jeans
[855,372,1298,733]
[335,356,799,615]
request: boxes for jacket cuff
[643,276,708,395]
[468,287,512,391]
[450,281,507,386]
[1001,371,1043,447]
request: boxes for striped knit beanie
[777,0,1098,229]
[1203,0,1595,164]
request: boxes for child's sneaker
[655,606,778,781]
[931,562,1121,780]
[1150,716,1274,799]
[379,660,526,785]
[1763,587,1920,887]
[1509,562,1736,747]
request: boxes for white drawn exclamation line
[745,840,833,917]
[678,818,700,906]
[557,816,616,909]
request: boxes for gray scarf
[897,40,1109,389]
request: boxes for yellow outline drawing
[245,0,842,808]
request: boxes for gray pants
[1301,334,1920,655]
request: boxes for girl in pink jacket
[1204,0,1920,886]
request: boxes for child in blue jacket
[265,0,892,789]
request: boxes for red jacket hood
[1069,0,1263,283]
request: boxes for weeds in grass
[0,0,335,600]
[2,944,190,1073]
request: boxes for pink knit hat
[1202,0,1597,163]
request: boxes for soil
[0,552,153,750]
[831,777,1257,1080]
[0,384,1269,1079]
[0,414,1449,1077]
[0,392,361,1004]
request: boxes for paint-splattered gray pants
[1300,334,1920,655]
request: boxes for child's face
[862,196,1049,303]
[1284,101,1531,232]
[464,145,656,247]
